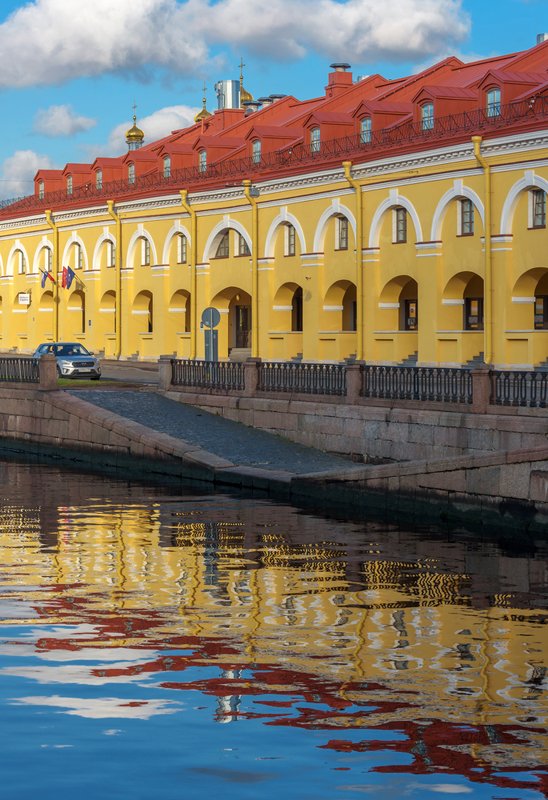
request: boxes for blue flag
[66,266,76,289]
[41,269,47,288]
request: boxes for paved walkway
[71,389,362,475]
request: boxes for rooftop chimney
[243,100,261,114]
[326,62,353,98]
[257,96,273,108]
[537,33,548,45]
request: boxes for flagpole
[45,210,59,341]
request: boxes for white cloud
[34,105,96,137]
[0,0,470,88]
[0,150,56,199]
[101,105,199,156]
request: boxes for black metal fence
[362,365,473,403]
[0,357,39,384]
[257,362,346,395]
[171,358,245,391]
[492,370,548,408]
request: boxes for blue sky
[0,0,545,199]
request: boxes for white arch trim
[313,200,356,253]
[6,241,30,277]
[32,241,53,275]
[430,181,485,240]
[500,172,548,234]
[202,218,252,262]
[264,209,306,258]
[61,232,89,271]
[162,222,192,264]
[126,228,158,268]
[368,192,423,248]
[92,231,117,269]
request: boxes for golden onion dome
[126,115,144,148]
[194,103,212,123]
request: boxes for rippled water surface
[0,460,546,800]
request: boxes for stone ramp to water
[71,389,362,476]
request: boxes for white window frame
[529,188,547,229]
[458,198,474,236]
[96,169,103,190]
[310,127,320,154]
[252,139,261,164]
[163,156,171,178]
[198,150,207,173]
[421,102,434,131]
[360,116,372,144]
[486,87,501,118]
[128,162,136,185]
[38,180,45,200]
[67,175,73,195]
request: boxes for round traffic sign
[201,306,221,328]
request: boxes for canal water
[0,460,546,800]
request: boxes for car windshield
[55,344,89,357]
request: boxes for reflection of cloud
[13,695,182,720]
[1,661,157,686]
[411,785,473,795]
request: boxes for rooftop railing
[1,94,546,219]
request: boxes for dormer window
[486,87,501,118]
[163,156,171,178]
[198,150,207,173]
[38,180,44,200]
[252,139,261,164]
[310,127,320,154]
[96,169,103,190]
[128,162,135,185]
[360,116,372,144]
[66,175,73,195]
[421,102,434,131]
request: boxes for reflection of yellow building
[0,42,547,367]
[0,487,545,759]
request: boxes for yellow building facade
[0,47,547,369]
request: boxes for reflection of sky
[0,464,546,800]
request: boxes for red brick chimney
[325,63,353,98]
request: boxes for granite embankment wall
[0,384,546,534]
[161,387,548,462]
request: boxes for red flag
[62,266,68,288]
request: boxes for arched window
[198,150,207,173]
[530,189,546,229]
[394,207,407,243]
[74,242,83,270]
[360,116,372,144]
[38,180,44,200]
[128,162,135,185]
[252,139,261,164]
[421,102,434,131]
[486,87,501,117]
[215,231,229,258]
[310,127,320,154]
[141,237,151,266]
[66,175,73,195]
[285,224,296,256]
[107,240,115,268]
[459,198,474,236]
[96,169,103,190]
[16,250,26,274]
[163,156,171,178]
[177,233,187,264]
[238,234,250,257]
[337,216,349,250]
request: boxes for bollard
[158,356,173,391]
[39,353,58,391]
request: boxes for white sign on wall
[18,293,30,305]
